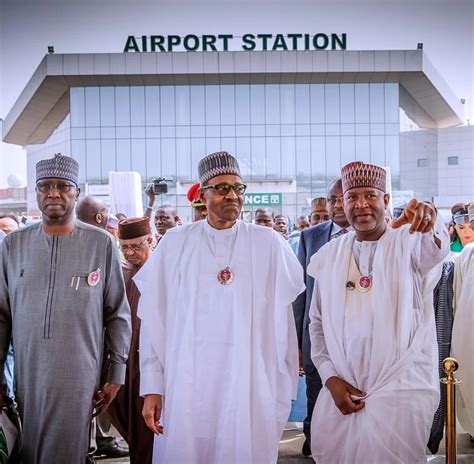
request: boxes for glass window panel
[265,85,280,125]
[385,123,400,135]
[235,85,250,125]
[146,126,161,138]
[70,88,85,127]
[131,126,146,138]
[296,124,310,136]
[85,88,100,127]
[296,137,311,179]
[71,127,86,139]
[206,126,220,137]
[86,139,101,181]
[176,126,191,138]
[311,124,325,136]
[221,126,236,137]
[355,123,370,136]
[281,125,296,136]
[370,123,385,135]
[206,138,221,154]
[116,139,131,171]
[369,84,385,123]
[325,85,340,124]
[236,125,251,137]
[251,137,266,178]
[236,137,251,178]
[191,138,206,178]
[250,85,265,125]
[385,135,400,177]
[370,136,385,166]
[101,127,115,139]
[116,127,130,139]
[310,84,325,123]
[205,86,220,125]
[220,86,236,125]
[161,139,176,178]
[115,87,130,126]
[145,87,160,126]
[221,137,236,157]
[355,136,371,162]
[71,139,86,182]
[341,124,355,136]
[100,87,115,126]
[175,86,191,126]
[266,125,280,137]
[190,86,205,125]
[251,125,265,136]
[340,84,355,123]
[341,136,356,166]
[176,138,191,180]
[326,125,340,136]
[295,85,310,123]
[146,139,161,180]
[100,139,116,179]
[160,87,176,126]
[131,139,146,178]
[311,137,326,179]
[326,137,341,178]
[281,85,295,124]
[130,87,145,126]
[161,127,176,138]
[266,137,281,178]
[281,137,296,179]
[191,126,205,137]
[384,84,399,123]
[355,84,370,123]
[86,127,100,139]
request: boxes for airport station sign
[124,33,347,53]
[244,193,282,207]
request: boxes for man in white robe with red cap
[308,161,449,463]
[135,151,304,464]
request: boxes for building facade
[3,49,466,219]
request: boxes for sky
[0,0,473,187]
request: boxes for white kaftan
[134,219,305,464]
[451,243,474,436]
[308,219,449,464]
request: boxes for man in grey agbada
[0,154,132,464]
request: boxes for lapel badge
[87,268,101,287]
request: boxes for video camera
[145,177,169,196]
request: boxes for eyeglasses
[328,196,344,205]
[36,182,76,193]
[120,237,149,253]
[201,182,247,196]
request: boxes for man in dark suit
[293,178,351,456]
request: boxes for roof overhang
[3,50,464,145]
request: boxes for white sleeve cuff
[315,360,339,386]
[140,370,165,397]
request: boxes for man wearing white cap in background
[308,161,449,463]
[0,154,131,464]
[136,151,304,463]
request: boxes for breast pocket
[65,271,103,310]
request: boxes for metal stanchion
[440,357,461,464]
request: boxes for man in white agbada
[451,205,474,438]
[135,151,304,464]
[308,161,449,464]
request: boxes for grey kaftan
[0,221,131,464]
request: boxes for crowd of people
[0,151,473,464]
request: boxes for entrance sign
[124,33,347,53]
[244,193,282,206]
